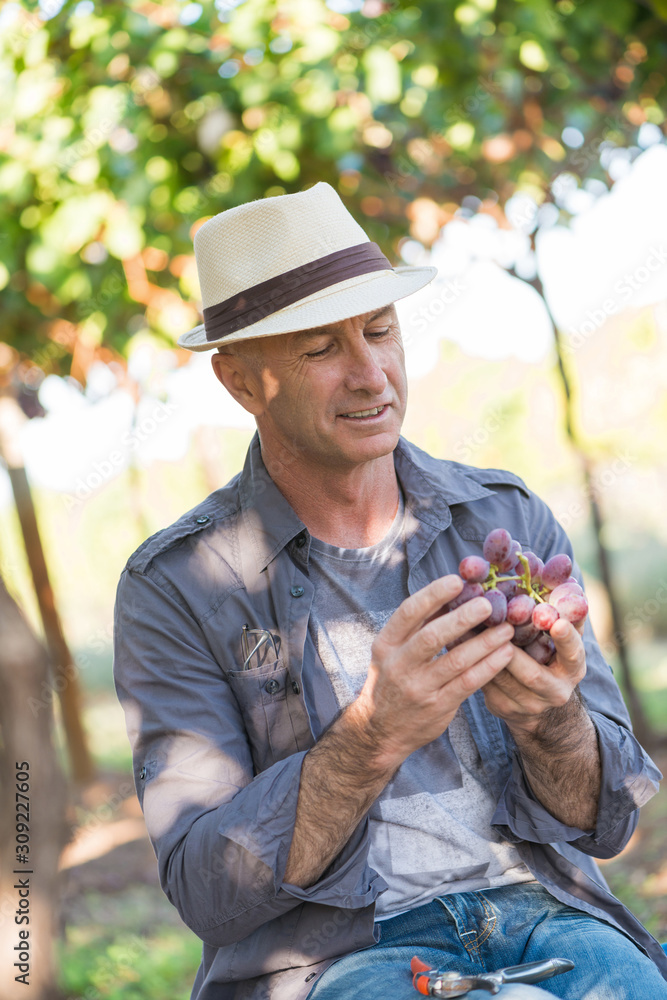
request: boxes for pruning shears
[410,955,575,996]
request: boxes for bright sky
[2,143,666,508]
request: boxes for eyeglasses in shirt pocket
[227,659,300,774]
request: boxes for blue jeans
[306,883,667,1000]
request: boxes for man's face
[217,304,407,473]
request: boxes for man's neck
[264,449,401,549]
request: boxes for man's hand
[481,617,587,732]
[482,617,600,831]
[355,574,517,769]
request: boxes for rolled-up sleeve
[492,713,661,855]
[490,487,662,857]
[113,567,382,949]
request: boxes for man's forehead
[290,304,396,344]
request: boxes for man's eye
[305,328,389,358]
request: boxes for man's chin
[334,426,402,464]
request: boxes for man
[113,183,667,1000]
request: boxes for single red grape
[524,634,556,665]
[549,589,589,625]
[483,528,512,567]
[549,582,584,603]
[541,554,573,591]
[459,556,491,583]
[449,581,485,610]
[532,603,560,631]
[497,539,522,573]
[513,622,540,646]
[482,588,508,626]
[507,594,536,625]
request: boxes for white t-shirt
[306,487,534,918]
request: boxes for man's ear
[211,351,264,416]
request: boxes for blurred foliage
[59,919,202,999]
[1,0,666,375]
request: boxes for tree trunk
[0,395,95,784]
[519,267,654,747]
[7,465,95,784]
[0,576,68,1000]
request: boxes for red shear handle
[411,956,433,995]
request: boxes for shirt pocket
[227,658,300,774]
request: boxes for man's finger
[379,575,466,643]
[436,640,515,700]
[550,618,585,664]
[380,595,501,669]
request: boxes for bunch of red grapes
[448,528,589,665]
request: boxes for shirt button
[290,585,304,598]
[295,532,307,548]
[305,973,317,983]
[196,515,209,524]
[264,678,281,695]
[139,766,147,780]
[291,679,301,695]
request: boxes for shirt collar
[238,432,307,575]
[393,436,497,524]
[238,431,497,575]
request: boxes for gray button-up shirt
[113,434,666,999]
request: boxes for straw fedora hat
[177,182,437,351]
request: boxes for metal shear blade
[411,956,575,997]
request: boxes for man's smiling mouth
[340,405,387,419]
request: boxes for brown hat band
[203,241,392,341]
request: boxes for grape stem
[483,553,547,603]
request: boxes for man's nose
[343,340,388,395]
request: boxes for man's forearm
[283,700,402,888]
[509,689,601,831]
